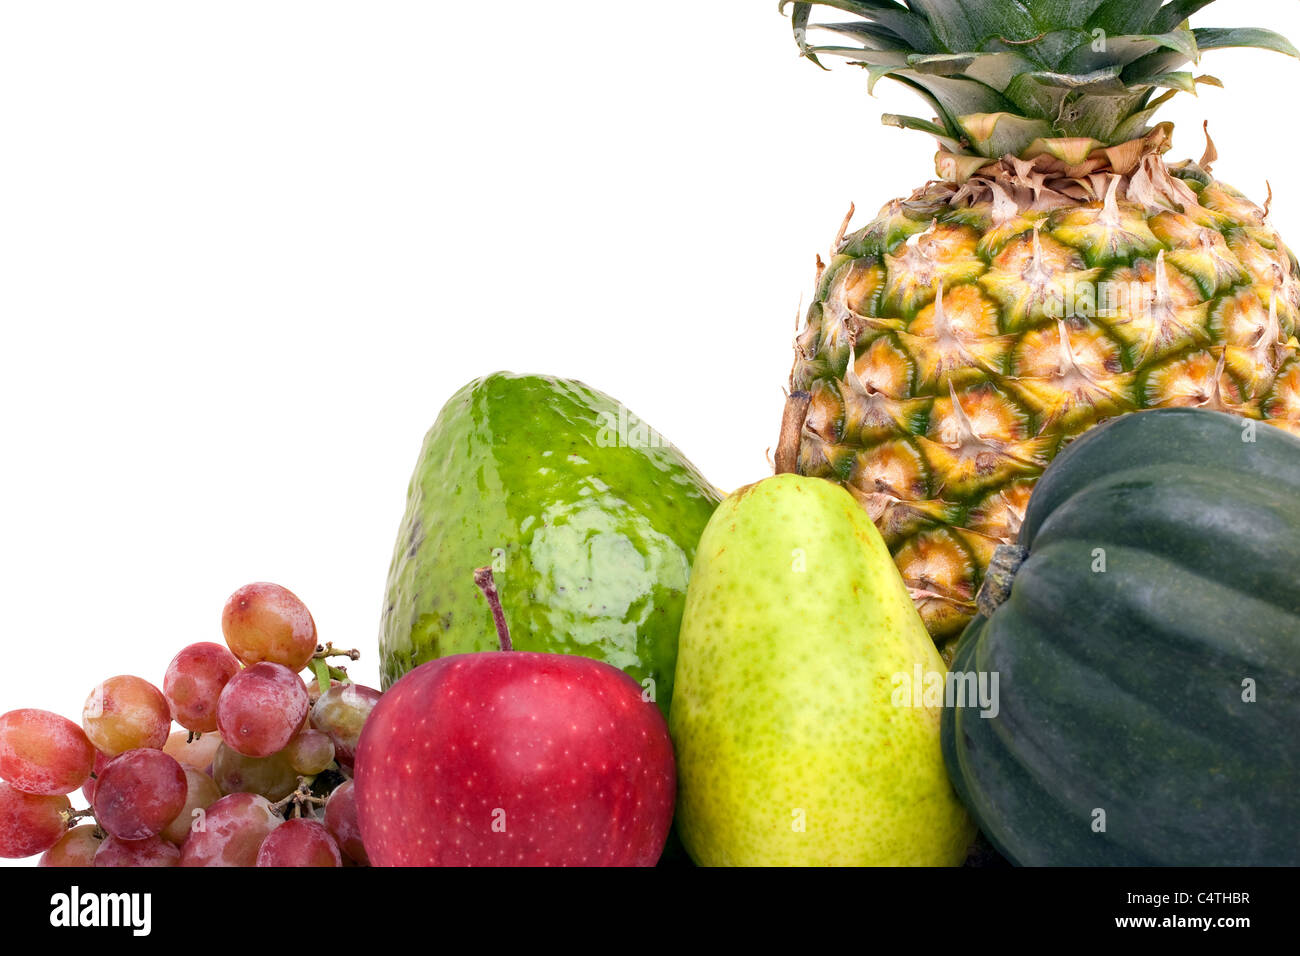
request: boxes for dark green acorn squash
[941,408,1300,866]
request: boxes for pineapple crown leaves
[783,0,1298,159]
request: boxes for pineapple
[776,1,1300,649]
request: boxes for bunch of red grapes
[0,583,380,867]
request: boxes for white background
[2,1,1298,864]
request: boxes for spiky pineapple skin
[790,166,1300,649]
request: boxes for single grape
[255,818,340,867]
[284,729,334,776]
[0,780,70,858]
[161,768,222,844]
[179,792,282,867]
[81,675,171,756]
[310,683,381,766]
[81,750,109,804]
[0,709,96,795]
[211,743,299,801]
[216,663,308,758]
[324,778,368,865]
[93,749,187,841]
[95,835,180,867]
[222,582,317,672]
[39,825,103,867]
[162,729,223,772]
[164,642,241,733]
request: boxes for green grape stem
[272,778,328,820]
[61,806,98,830]
[313,643,361,662]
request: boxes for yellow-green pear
[670,474,974,865]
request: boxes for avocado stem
[473,567,513,652]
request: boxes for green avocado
[379,372,722,715]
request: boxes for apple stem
[473,567,513,652]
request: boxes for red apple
[353,568,675,866]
